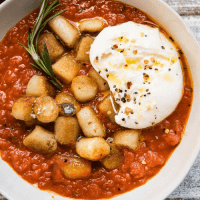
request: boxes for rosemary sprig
[19,0,66,90]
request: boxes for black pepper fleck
[169,37,174,42]
[178,49,183,55]
[121,97,126,103]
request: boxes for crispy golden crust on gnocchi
[52,54,81,84]
[55,117,80,145]
[12,96,36,122]
[77,106,106,138]
[88,68,109,92]
[71,75,98,102]
[98,94,118,123]
[76,137,110,161]
[101,144,124,170]
[114,129,141,150]
[34,96,59,123]
[55,92,80,116]
[23,125,57,154]
[76,35,94,62]
[26,75,56,97]
[37,32,65,63]
[49,16,80,48]
[79,18,104,33]
[55,156,92,179]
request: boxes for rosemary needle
[19,0,66,90]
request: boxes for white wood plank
[163,0,200,15]
[182,15,200,43]
[163,0,200,6]
[167,152,200,199]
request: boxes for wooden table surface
[0,0,200,199]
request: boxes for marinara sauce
[0,0,193,199]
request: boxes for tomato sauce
[0,0,193,199]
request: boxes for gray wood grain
[163,0,200,15]
[0,0,200,200]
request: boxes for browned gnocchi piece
[98,94,119,123]
[114,129,141,150]
[101,144,124,170]
[34,96,59,123]
[26,75,56,97]
[55,117,80,145]
[52,54,81,84]
[23,125,57,154]
[24,118,39,127]
[55,92,80,116]
[37,32,65,63]
[48,16,79,48]
[71,75,98,102]
[76,35,94,62]
[88,68,109,92]
[55,156,92,179]
[76,137,110,161]
[77,106,106,138]
[79,18,104,33]
[12,96,36,122]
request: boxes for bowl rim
[0,0,200,200]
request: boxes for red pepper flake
[113,44,118,49]
[125,107,133,115]
[127,81,132,89]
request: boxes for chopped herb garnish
[11,126,14,130]
[121,6,126,11]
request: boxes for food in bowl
[0,0,193,199]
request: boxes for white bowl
[0,0,200,200]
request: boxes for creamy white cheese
[90,21,183,129]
